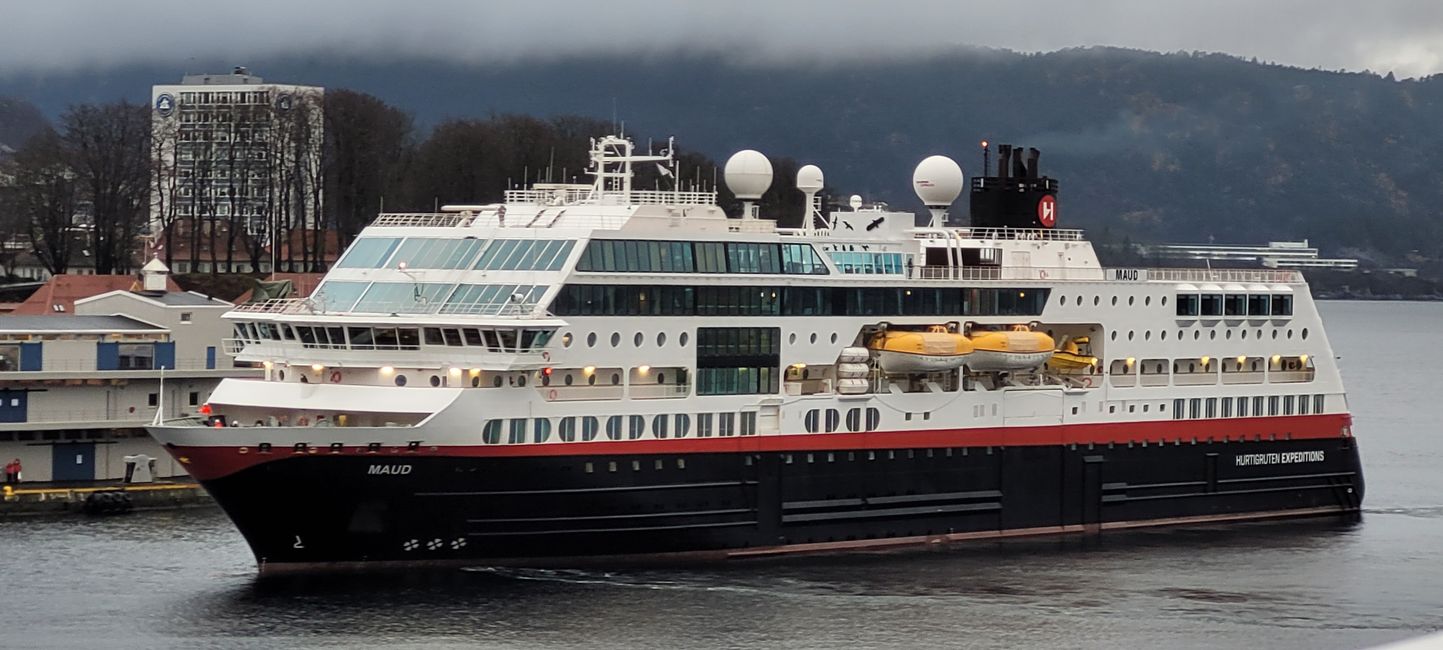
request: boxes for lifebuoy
[1080,376,1093,388]
[541,350,551,362]
[329,371,342,383]
[1038,269,1049,280]
[547,389,558,401]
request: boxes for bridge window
[335,237,401,268]
[391,237,485,270]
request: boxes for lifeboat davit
[867,326,973,373]
[1047,336,1098,374]
[968,326,1055,371]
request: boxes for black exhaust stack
[968,142,1059,230]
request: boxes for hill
[3,47,1442,265]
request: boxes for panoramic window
[390,237,486,270]
[334,237,402,268]
[474,239,575,271]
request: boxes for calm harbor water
[1,300,1440,649]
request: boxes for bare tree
[324,89,413,250]
[149,111,183,267]
[6,130,81,275]
[61,101,150,274]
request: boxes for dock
[0,480,213,517]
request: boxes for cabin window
[581,416,599,442]
[629,415,646,440]
[559,417,577,442]
[605,416,624,441]
[1173,399,1185,420]
[1268,396,1280,416]
[1224,294,1247,316]
[741,412,757,436]
[804,409,820,433]
[674,413,691,438]
[652,415,669,439]
[719,412,735,436]
[824,409,841,433]
[846,408,862,432]
[1271,294,1294,316]
[1205,398,1217,418]
[866,408,881,432]
[1248,294,1270,316]
[1314,394,1326,413]
[1189,398,1201,419]
[481,420,502,444]
[1175,294,1200,317]
[1200,294,1223,316]
[508,419,527,444]
[697,413,714,437]
[1284,395,1295,415]
[533,418,551,443]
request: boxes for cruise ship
[148,136,1364,573]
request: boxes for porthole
[1093,296,1100,306]
[395,375,408,387]
[610,332,621,347]
[561,332,573,348]
[634,332,644,347]
[1058,295,1067,306]
[541,373,550,387]
[1225,330,1232,339]
[517,374,526,387]
[788,333,797,345]
[300,375,308,383]
[1160,330,1167,340]
[587,374,596,386]
[1287,329,1293,339]
[494,376,503,387]
[1110,331,1117,341]
[586,332,597,348]
[1144,330,1151,341]
[1272,330,1279,340]
[1127,330,1134,341]
[1209,330,1216,340]
[656,332,667,347]
[680,332,689,347]
[564,374,574,386]
[1111,296,1118,306]
[1162,296,1168,306]
[611,373,620,385]
[1128,296,1135,306]
[810,333,818,344]
[1193,330,1200,340]
[1145,296,1152,306]
[277,370,285,381]
[470,376,480,388]
[1301,327,1309,340]
[429,375,441,387]
[1177,330,1183,340]
[830,333,839,344]
[1076,296,1083,306]
[1241,330,1248,339]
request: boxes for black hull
[197,437,1364,573]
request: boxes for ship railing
[908,266,1003,281]
[1140,268,1303,284]
[502,188,717,207]
[913,227,1086,242]
[727,220,778,233]
[370,212,475,228]
[230,298,311,315]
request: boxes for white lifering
[547,389,558,401]
[1038,269,1049,280]
[1080,376,1093,388]
[329,370,342,383]
[542,351,551,362]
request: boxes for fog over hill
[3,46,1442,264]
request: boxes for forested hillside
[3,46,1442,266]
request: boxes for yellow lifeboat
[867,325,974,373]
[968,326,1055,371]
[1047,336,1098,374]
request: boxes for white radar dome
[912,155,965,207]
[796,165,824,193]
[724,150,773,200]
[849,195,863,211]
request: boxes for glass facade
[335,237,402,268]
[474,239,574,271]
[828,251,905,274]
[696,327,780,396]
[576,239,828,275]
[553,284,1049,318]
[391,237,486,270]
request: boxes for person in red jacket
[3,458,18,485]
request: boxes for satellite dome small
[724,150,773,200]
[796,165,824,193]
[848,195,864,211]
[912,155,964,207]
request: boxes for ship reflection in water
[0,301,1438,648]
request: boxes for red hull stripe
[165,413,1351,481]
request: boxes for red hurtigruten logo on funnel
[1037,195,1056,228]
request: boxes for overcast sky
[4,1,1441,78]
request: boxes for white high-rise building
[150,68,324,247]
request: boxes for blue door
[0,390,26,423]
[52,443,95,482]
